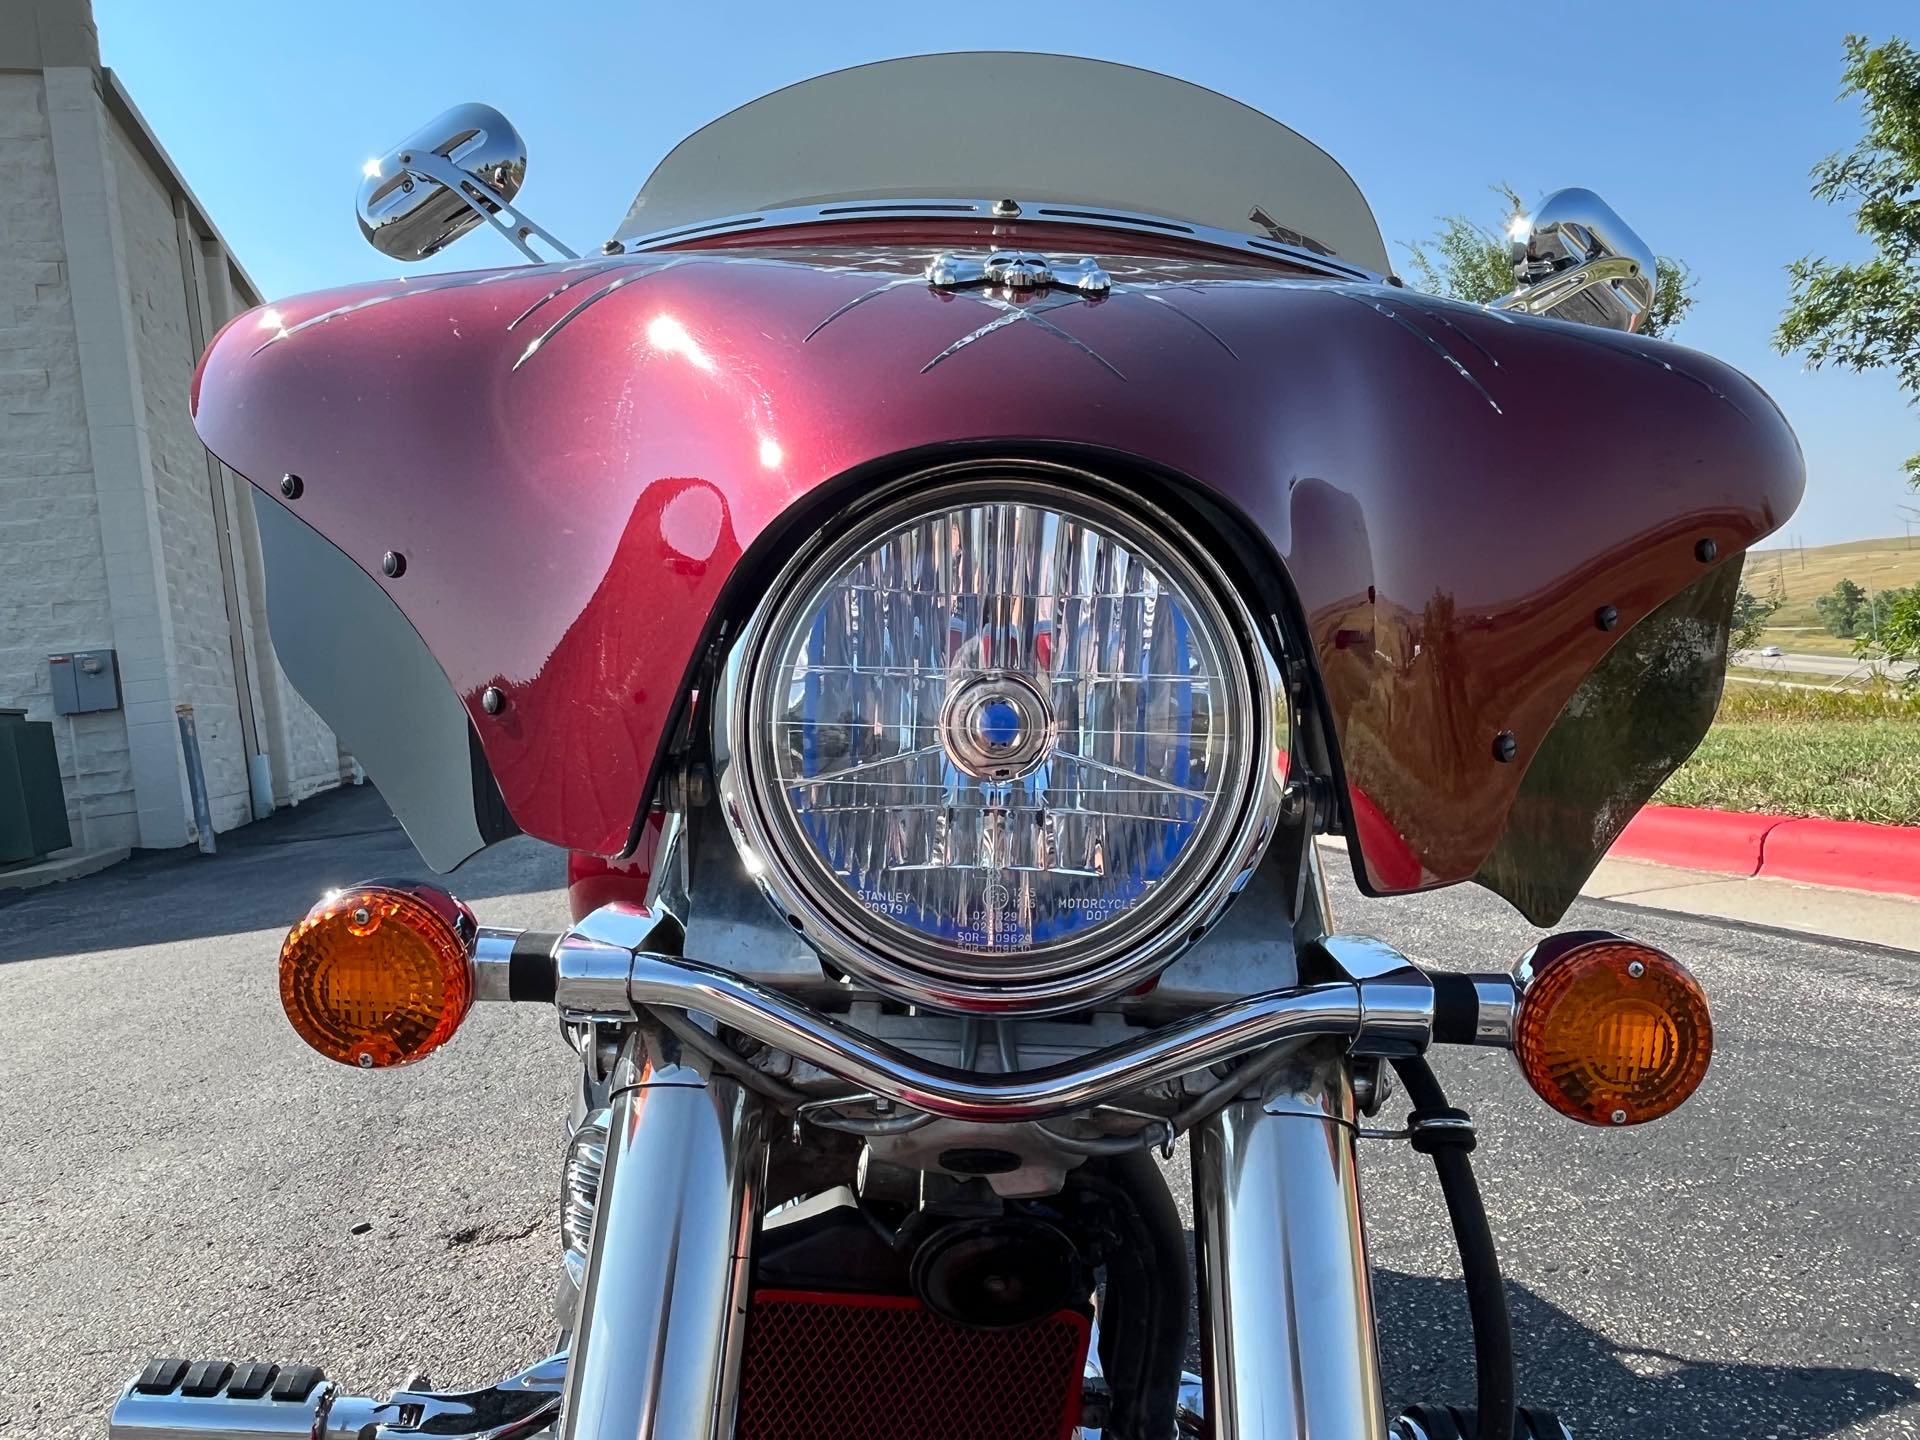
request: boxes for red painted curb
[1610,805,1920,898]
[1610,807,1780,877]
[1762,817,1920,899]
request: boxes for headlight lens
[729,476,1270,1009]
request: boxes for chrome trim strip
[616,197,1383,284]
[622,950,1377,1123]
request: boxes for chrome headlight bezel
[714,462,1284,1016]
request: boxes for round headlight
[722,471,1276,1013]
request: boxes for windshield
[617,52,1390,273]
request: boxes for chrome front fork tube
[1192,1050,1388,1440]
[559,1049,767,1440]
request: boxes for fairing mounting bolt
[1695,538,1719,564]
[1492,731,1518,763]
[279,473,303,500]
[382,551,407,579]
[482,686,507,716]
[1595,605,1619,631]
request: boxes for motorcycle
[111,52,1802,1440]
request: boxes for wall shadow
[0,784,566,965]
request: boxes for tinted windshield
[617,52,1390,273]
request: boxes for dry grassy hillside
[1746,536,1920,654]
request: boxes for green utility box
[0,709,72,865]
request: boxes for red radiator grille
[735,1289,1091,1440]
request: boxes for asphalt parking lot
[2,785,1916,1438]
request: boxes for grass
[1656,682,1920,825]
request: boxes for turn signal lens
[279,884,474,1068]
[1513,933,1711,1126]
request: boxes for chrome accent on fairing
[1495,187,1656,333]
[619,197,1381,282]
[1193,1052,1390,1440]
[559,1057,766,1440]
[712,465,1288,1018]
[927,250,1113,296]
[357,103,577,265]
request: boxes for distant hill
[1748,536,1920,610]
[1747,536,1920,653]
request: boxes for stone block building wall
[0,0,350,856]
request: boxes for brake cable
[1391,1055,1516,1440]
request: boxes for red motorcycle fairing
[191,231,1801,915]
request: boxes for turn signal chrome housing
[279,882,476,1068]
[1513,931,1711,1127]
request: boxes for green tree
[1774,35,1920,489]
[1814,576,1869,636]
[1729,580,1783,658]
[1402,184,1697,337]
[1877,587,1920,666]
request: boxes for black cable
[1391,1055,1515,1440]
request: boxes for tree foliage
[1878,587,1920,664]
[1815,577,1869,636]
[1774,35,1920,488]
[1729,581,1783,657]
[1402,184,1697,337]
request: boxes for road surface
[1734,649,1917,681]
[2,787,1916,1438]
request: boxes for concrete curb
[1611,806,1920,899]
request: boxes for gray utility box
[0,709,72,864]
[48,649,121,714]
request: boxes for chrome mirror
[1494,188,1655,333]
[357,103,575,265]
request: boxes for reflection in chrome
[1498,186,1655,334]
[356,103,578,266]
[618,949,1406,1122]
[615,196,1382,283]
[559,1066,764,1440]
[1193,1054,1390,1440]
[926,250,1114,297]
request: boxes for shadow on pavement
[1375,1269,1919,1438]
[0,784,566,965]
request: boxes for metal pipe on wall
[1192,1051,1388,1440]
[560,1061,766,1440]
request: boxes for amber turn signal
[279,883,475,1068]
[1513,932,1711,1127]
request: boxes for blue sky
[97,0,1917,547]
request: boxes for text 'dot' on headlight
[720,469,1279,1013]
[279,883,475,1067]
[1513,932,1712,1126]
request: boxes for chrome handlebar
[472,917,1519,1125]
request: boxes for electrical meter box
[48,649,121,714]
